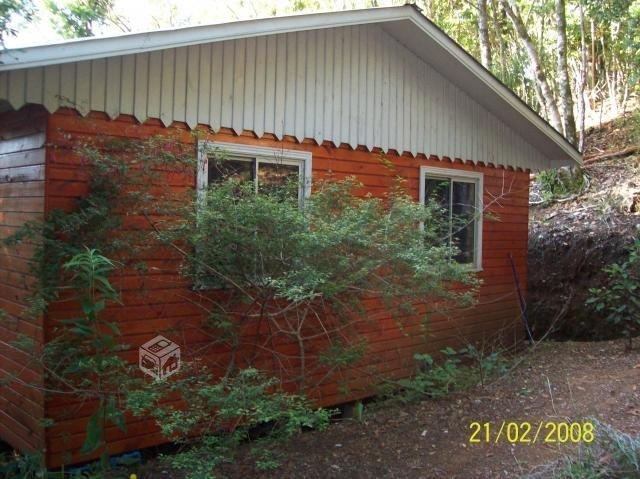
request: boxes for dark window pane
[208,157,254,184]
[424,177,451,210]
[258,162,300,200]
[452,181,476,264]
[424,177,451,239]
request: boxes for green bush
[402,349,469,399]
[0,452,49,479]
[397,346,510,402]
[159,172,478,390]
[458,344,510,387]
[536,167,588,202]
[586,236,640,350]
[127,367,332,478]
[48,249,130,468]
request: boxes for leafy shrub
[397,345,510,402]
[586,236,640,350]
[0,137,192,467]
[0,251,131,476]
[401,349,469,400]
[47,249,130,467]
[127,367,332,478]
[158,173,479,390]
[458,344,510,387]
[0,451,49,479]
[536,167,588,202]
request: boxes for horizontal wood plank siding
[0,25,549,171]
[43,111,528,467]
[0,105,47,455]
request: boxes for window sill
[460,263,483,273]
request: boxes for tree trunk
[601,36,618,116]
[555,0,577,144]
[477,0,492,70]
[590,19,596,96]
[500,0,563,133]
[491,0,507,83]
[577,2,587,152]
[534,81,548,119]
[490,0,507,80]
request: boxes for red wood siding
[0,106,47,455]
[42,109,528,466]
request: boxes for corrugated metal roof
[0,5,581,169]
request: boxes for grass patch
[526,420,640,479]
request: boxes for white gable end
[0,18,572,171]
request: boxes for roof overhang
[0,5,581,167]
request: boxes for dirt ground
[236,339,640,479]
[527,113,639,340]
[130,339,640,478]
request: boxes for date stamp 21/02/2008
[469,421,595,445]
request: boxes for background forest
[2,0,640,151]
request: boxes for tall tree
[576,1,588,151]
[477,0,492,70]
[489,0,509,80]
[499,0,563,133]
[0,0,34,48]
[45,0,115,38]
[555,0,577,144]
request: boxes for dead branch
[584,145,638,164]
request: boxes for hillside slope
[528,112,640,339]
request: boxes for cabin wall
[0,105,47,455]
[43,109,528,466]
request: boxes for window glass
[208,157,254,184]
[423,175,478,266]
[452,181,476,264]
[257,162,300,201]
[205,155,302,202]
[424,178,451,212]
[424,177,451,239]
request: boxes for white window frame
[419,166,483,271]
[197,140,312,205]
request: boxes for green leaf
[105,396,126,433]
[70,325,93,337]
[92,299,106,314]
[80,404,104,455]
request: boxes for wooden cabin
[0,5,581,467]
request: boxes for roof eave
[0,6,413,70]
[398,7,581,167]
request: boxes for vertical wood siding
[42,111,528,467]
[0,25,549,171]
[0,105,46,455]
